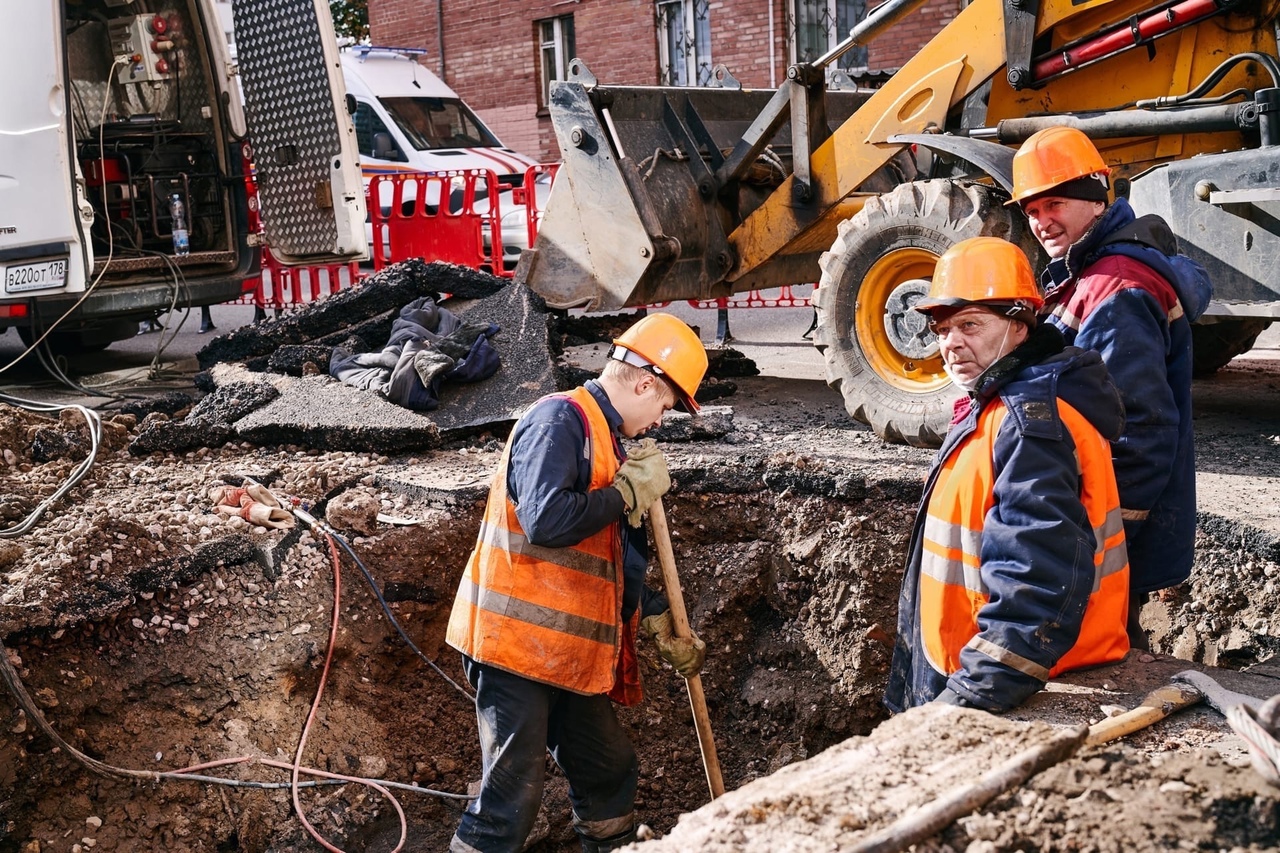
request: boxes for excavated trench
[2,331,1279,851]
[0,426,922,852]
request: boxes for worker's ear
[635,372,659,398]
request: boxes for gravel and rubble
[0,281,1279,850]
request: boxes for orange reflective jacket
[920,398,1130,682]
[446,387,641,704]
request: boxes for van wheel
[813,179,1044,447]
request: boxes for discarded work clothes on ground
[329,296,500,411]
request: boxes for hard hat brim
[913,295,974,314]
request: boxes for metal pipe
[976,102,1255,143]
[768,0,776,88]
[436,0,446,80]
[812,0,934,69]
[1259,88,1280,147]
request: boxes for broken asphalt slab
[139,259,746,456]
[134,262,561,454]
[194,259,508,370]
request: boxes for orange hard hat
[1009,126,1110,205]
[914,237,1043,316]
[610,313,708,412]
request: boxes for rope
[1227,698,1280,787]
[289,534,406,853]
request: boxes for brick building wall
[865,0,962,70]
[707,0,788,89]
[368,0,961,163]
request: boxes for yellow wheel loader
[517,0,1280,446]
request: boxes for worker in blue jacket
[447,313,709,853]
[885,237,1131,713]
[1009,127,1213,647]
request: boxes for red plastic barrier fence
[234,161,820,320]
[369,169,508,277]
[255,246,364,313]
[686,284,814,311]
[514,162,559,252]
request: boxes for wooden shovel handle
[649,498,726,798]
[1084,682,1203,747]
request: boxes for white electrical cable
[0,393,102,539]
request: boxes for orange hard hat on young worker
[610,313,708,412]
[914,237,1043,317]
[1008,126,1111,206]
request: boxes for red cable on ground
[289,533,407,853]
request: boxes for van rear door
[0,2,86,296]
[230,0,366,264]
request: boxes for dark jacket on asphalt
[1040,198,1212,594]
[885,325,1130,713]
[328,296,500,411]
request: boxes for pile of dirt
[634,701,1280,852]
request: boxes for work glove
[412,348,457,387]
[209,484,295,531]
[436,322,497,361]
[641,610,706,679]
[613,438,670,528]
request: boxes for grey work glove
[641,610,706,679]
[612,438,670,528]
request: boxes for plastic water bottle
[169,193,190,256]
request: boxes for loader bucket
[518,65,875,311]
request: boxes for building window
[656,0,711,86]
[538,15,576,108]
[788,0,868,73]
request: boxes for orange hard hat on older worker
[914,237,1043,322]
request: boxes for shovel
[648,498,726,798]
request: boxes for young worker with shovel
[445,313,709,853]
[885,237,1132,714]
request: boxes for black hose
[312,514,476,703]
[1137,52,1280,108]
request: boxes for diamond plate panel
[231,0,340,256]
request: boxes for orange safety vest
[919,398,1130,682]
[445,386,643,705]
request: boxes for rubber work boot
[579,827,638,853]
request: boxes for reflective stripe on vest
[919,398,1130,681]
[445,387,629,697]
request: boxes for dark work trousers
[1127,591,1151,652]
[449,656,638,853]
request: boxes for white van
[341,45,547,270]
[0,0,365,352]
